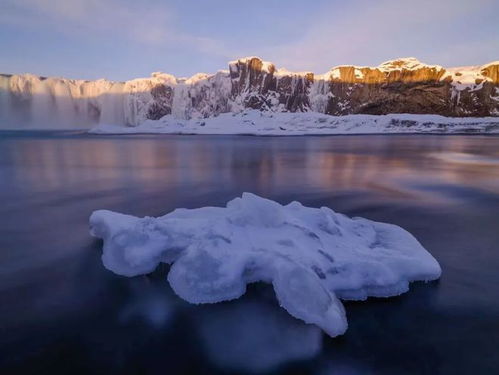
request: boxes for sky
[0,0,498,81]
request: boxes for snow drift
[90,110,499,135]
[89,193,441,337]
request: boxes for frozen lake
[1,132,498,374]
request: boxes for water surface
[1,132,498,374]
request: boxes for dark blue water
[1,132,498,374]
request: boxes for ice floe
[90,193,441,337]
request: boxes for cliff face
[229,58,314,113]
[0,57,498,128]
[228,57,499,118]
[325,61,450,116]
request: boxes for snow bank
[90,110,499,135]
[90,193,441,337]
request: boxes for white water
[0,72,232,129]
[0,74,173,129]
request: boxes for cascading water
[0,74,177,129]
[0,75,11,124]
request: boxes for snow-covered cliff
[0,57,498,129]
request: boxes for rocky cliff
[0,57,498,128]
[228,57,499,118]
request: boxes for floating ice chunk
[90,193,441,337]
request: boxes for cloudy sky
[0,0,498,80]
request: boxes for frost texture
[90,193,441,337]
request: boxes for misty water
[1,132,498,374]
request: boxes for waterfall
[0,74,163,129]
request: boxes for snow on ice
[90,110,499,135]
[90,193,441,337]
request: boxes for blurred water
[0,132,498,374]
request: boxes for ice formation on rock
[1,57,498,129]
[90,193,441,337]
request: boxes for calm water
[0,132,498,375]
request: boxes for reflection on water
[195,291,322,373]
[2,134,498,202]
[119,279,175,329]
[429,151,499,166]
[0,133,498,374]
